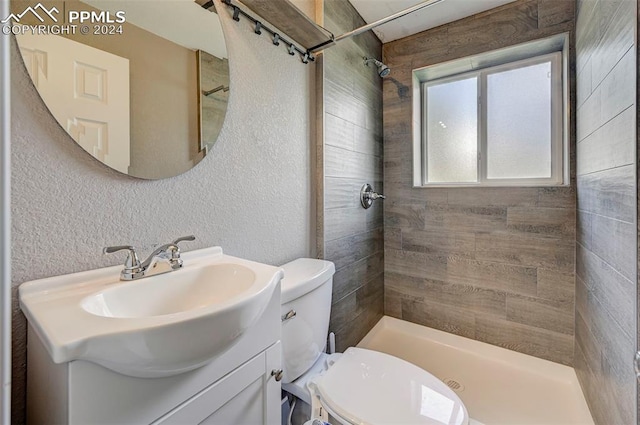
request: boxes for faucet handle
[103,245,141,269]
[169,236,195,257]
[166,236,195,269]
[172,235,196,245]
[103,245,135,254]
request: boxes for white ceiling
[348,0,518,43]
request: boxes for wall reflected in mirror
[199,50,229,153]
[11,0,230,179]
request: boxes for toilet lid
[313,348,468,425]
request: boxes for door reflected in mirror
[11,0,230,179]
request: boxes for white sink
[19,247,283,378]
[81,263,256,318]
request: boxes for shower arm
[308,0,446,53]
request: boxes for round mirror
[10,0,230,179]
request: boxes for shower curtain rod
[308,0,447,53]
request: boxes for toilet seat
[310,348,469,425]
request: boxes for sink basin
[19,247,283,378]
[81,263,256,318]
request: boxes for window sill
[413,183,569,189]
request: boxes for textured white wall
[10,1,315,421]
[1,0,12,422]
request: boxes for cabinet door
[154,343,281,425]
[200,378,264,425]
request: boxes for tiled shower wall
[382,0,577,365]
[319,0,384,351]
[574,0,637,423]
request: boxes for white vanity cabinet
[154,343,281,425]
[26,287,282,425]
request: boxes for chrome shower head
[364,57,391,78]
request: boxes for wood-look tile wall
[382,0,577,365]
[319,0,384,351]
[575,0,637,423]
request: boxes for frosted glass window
[426,77,478,183]
[487,62,552,179]
[418,51,564,187]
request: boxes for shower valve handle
[360,184,385,209]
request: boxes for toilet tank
[280,258,335,384]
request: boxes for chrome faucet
[104,235,196,281]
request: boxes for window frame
[419,51,564,187]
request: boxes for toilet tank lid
[280,258,335,304]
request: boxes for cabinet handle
[271,369,283,381]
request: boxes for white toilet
[280,258,469,425]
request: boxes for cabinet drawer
[153,352,266,425]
